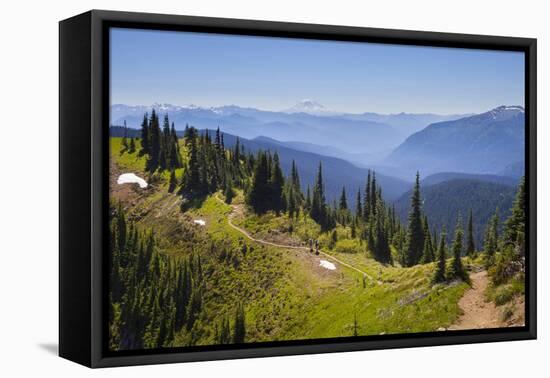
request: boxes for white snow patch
[117,173,148,188]
[319,260,336,270]
[193,219,206,226]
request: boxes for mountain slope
[386,106,525,176]
[341,112,471,135]
[394,179,516,246]
[422,172,518,188]
[219,132,412,204]
[253,136,377,167]
[498,161,525,179]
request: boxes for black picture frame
[59,9,537,368]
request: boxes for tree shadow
[37,343,58,356]
[180,194,207,212]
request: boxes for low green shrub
[334,239,362,254]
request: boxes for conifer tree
[305,185,311,211]
[290,160,301,192]
[286,187,296,218]
[355,188,363,219]
[159,114,171,171]
[147,110,162,172]
[374,209,392,264]
[233,303,246,344]
[116,202,127,257]
[449,214,467,281]
[432,227,447,284]
[405,172,424,266]
[484,208,500,267]
[129,137,136,153]
[503,176,526,247]
[270,152,285,213]
[168,169,177,193]
[246,151,270,214]
[370,171,377,216]
[421,219,435,263]
[181,127,201,196]
[224,180,235,204]
[339,186,348,210]
[233,137,241,163]
[171,122,178,147]
[363,171,372,221]
[121,120,128,151]
[310,162,327,227]
[140,113,150,154]
[330,229,338,249]
[214,127,222,153]
[466,209,476,256]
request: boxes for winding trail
[214,195,376,283]
[448,271,501,330]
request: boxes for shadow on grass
[179,193,208,212]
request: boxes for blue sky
[110,28,524,114]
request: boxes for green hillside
[108,116,526,351]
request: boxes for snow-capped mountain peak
[487,105,525,121]
[285,99,327,114]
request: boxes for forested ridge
[109,113,527,350]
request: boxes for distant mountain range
[386,106,525,177]
[110,102,467,159]
[394,178,517,247]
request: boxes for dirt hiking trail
[213,195,378,283]
[448,271,501,330]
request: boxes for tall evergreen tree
[224,179,235,204]
[466,209,476,257]
[484,208,500,267]
[374,207,392,264]
[246,151,270,214]
[355,188,363,219]
[290,160,301,191]
[339,186,348,210]
[370,171,377,216]
[233,303,246,344]
[169,123,181,169]
[147,110,162,172]
[180,127,201,196]
[363,171,371,221]
[310,162,327,226]
[421,218,435,263]
[286,187,297,218]
[159,114,171,171]
[269,152,285,213]
[503,176,526,247]
[140,113,150,155]
[214,127,222,153]
[405,172,424,266]
[448,214,467,281]
[432,226,447,284]
[168,169,177,193]
[121,120,129,151]
[128,137,136,153]
[305,185,311,211]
